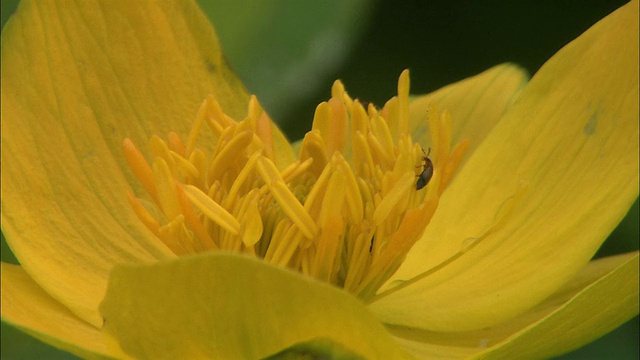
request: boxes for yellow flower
[1,1,637,359]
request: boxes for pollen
[123,70,469,300]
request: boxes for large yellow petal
[385,252,638,359]
[471,252,639,359]
[1,0,256,326]
[100,252,412,359]
[373,0,638,331]
[0,263,119,360]
[409,63,529,160]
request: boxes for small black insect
[416,148,433,190]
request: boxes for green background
[1,0,637,358]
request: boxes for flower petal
[374,0,638,331]
[0,263,119,360]
[1,0,268,326]
[471,252,639,359]
[409,63,529,160]
[384,252,638,359]
[99,253,412,359]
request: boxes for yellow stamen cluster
[123,70,468,300]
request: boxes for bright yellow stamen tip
[182,185,240,235]
[124,70,467,300]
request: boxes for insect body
[416,148,433,190]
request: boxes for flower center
[123,70,468,300]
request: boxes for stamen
[208,130,253,178]
[158,215,196,255]
[167,132,186,157]
[372,172,415,226]
[225,152,261,205]
[281,158,314,184]
[254,109,276,163]
[353,132,376,176]
[150,135,178,178]
[185,98,210,157]
[239,190,263,247]
[311,216,343,282]
[256,156,318,239]
[188,149,207,189]
[170,151,200,180]
[126,191,160,236]
[397,69,410,136]
[301,158,335,219]
[308,99,348,158]
[336,159,364,223]
[350,100,369,136]
[182,185,240,235]
[299,130,329,176]
[270,225,304,266]
[370,115,395,159]
[175,184,218,250]
[152,158,181,219]
[319,170,347,227]
[367,132,394,170]
[123,69,469,301]
[263,219,290,262]
[123,138,158,203]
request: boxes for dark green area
[0,323,81,360]
[1,0,637,359]
[263,337,365,360]
[0,0,18,30]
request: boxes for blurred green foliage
[199,0,370,122]
[1,0,637,359]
